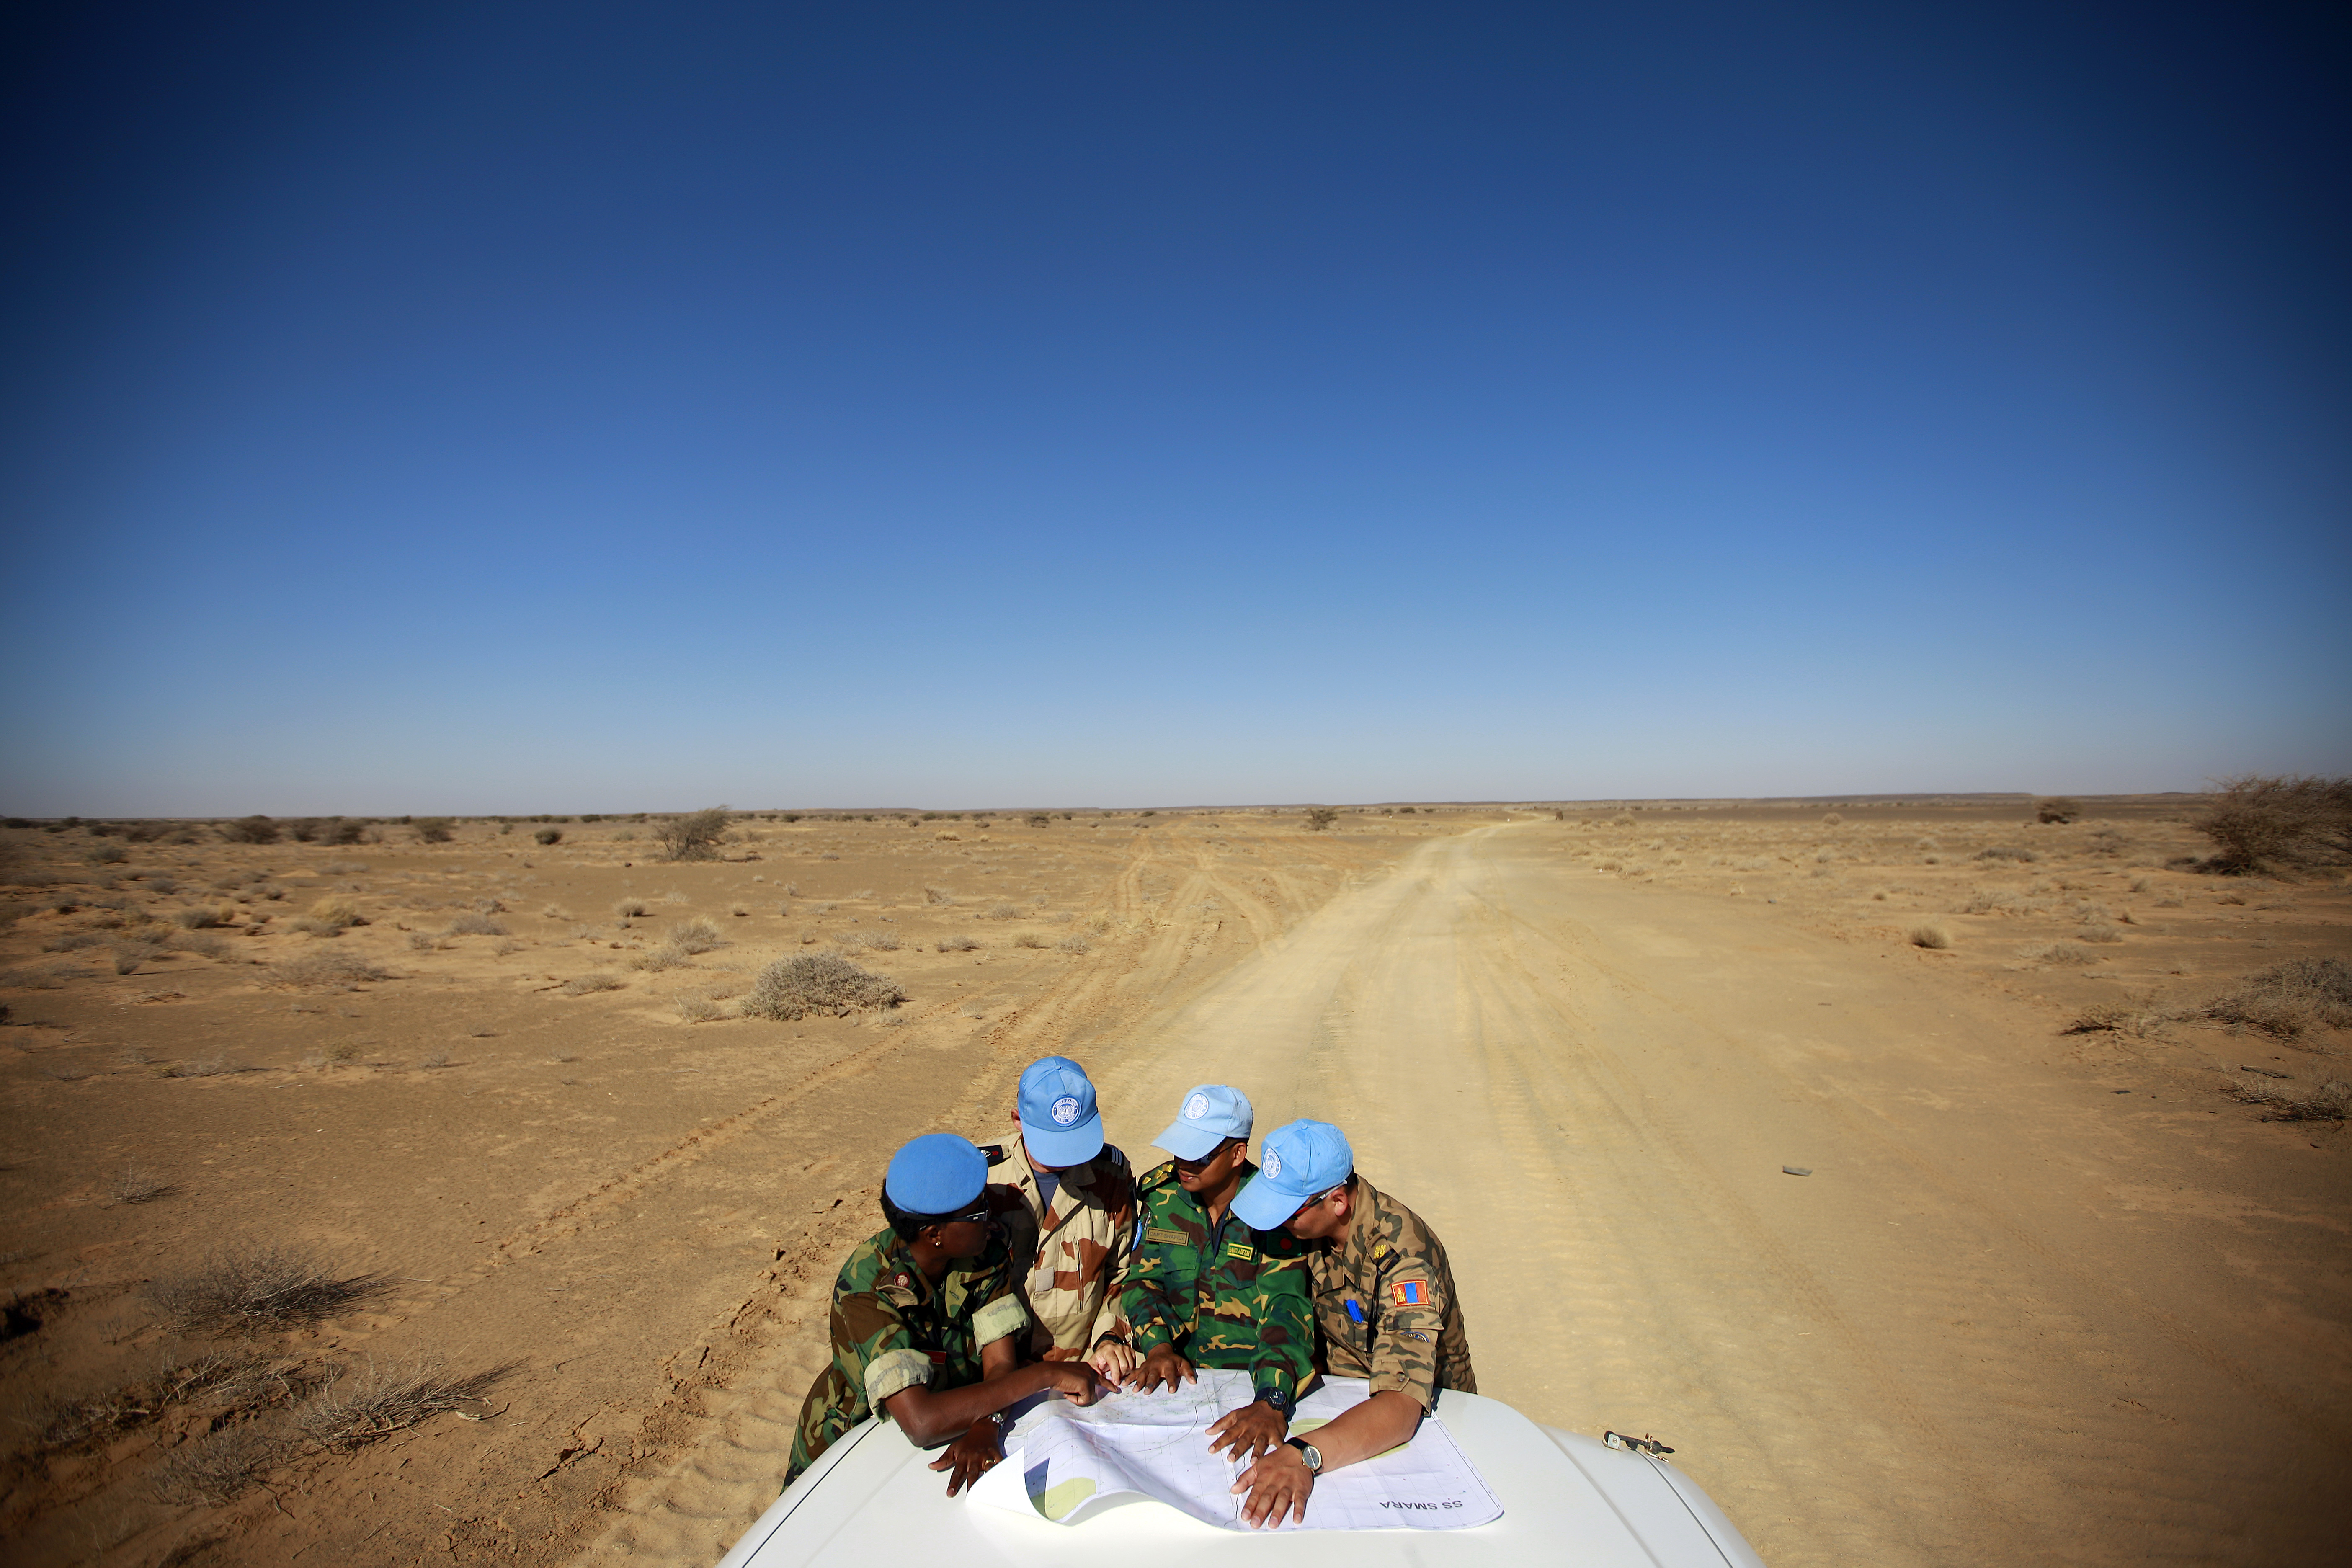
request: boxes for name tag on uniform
[1144,1226,1187,1245]
[1224,1241,1254,1261]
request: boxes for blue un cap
[1017,1055,1104,1167]
[1154,1084,1253,1161]
[1232,1119,1354,1230]
[885,1134,988,1216]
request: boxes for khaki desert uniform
[784,1226,1028,1483]
[1308,1176,1475,1408]
[979,1136,1139,1359]
[1121,1159,1314,1403]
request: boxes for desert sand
[3,802,2346,1566]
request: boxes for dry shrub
[1973,846,2040,863]
[1055,933,1091,954]
[174,905,228,930]
[167,1055,246,1078]
[1305,807,1339,831]
[652,806,732,862]
[111,937,165,975]
[2017,941,2097,967]
[936,934,980,952]
[923,886,957,906]
[534,827,562,846]
[560,972,624,996]
[861,929,903,952]
[412,817,454,843]
[2195,958,2352,1040]
[218,815,281,845]
[668,916,724,953]
[110,1165,174,1204]
[630,943,691,971]
[270,950,392,988]
[2036,798,2082,824]
[675,992,725,1024]
[151,1422,289,1504]
[1907,925,1951,950]
[1,959,80,988]
[612,897,649,920]
[444,911,506,936]
[2195,774,2352,873]
[981,901,1021,921]
[307,895,366,929]
[147,1247,388,1332]
[295,1358,505,1444]
[1013,932,1044,948]
[742,952,905,1020]
[2063,995,2172,1037]
[2228,1076,2351,1122]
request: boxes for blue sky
[4,3,2345,815]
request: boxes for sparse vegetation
[1056,933,1091,954]
[652,805,732,862]
[668,916,724,953]
[534,827,562,845]
[270,950,393,987]
[2194,774,2352,873]
[1908,925,1952,950]
[2036,798,2082,824]
[982,901,1021,921]
[2017,941,2097,967]
[630,944,691,971]
[151,1421,289,1504]
[219,815,281,845]
[109,1165,174,1204]
[675,992,726,1023]
[413,817,455,843]
[294,1358,505,1444]
[613,897,649,921]
[2228,1076,2351,1122]
[560,972,625,995]
[2193,957,2352,1040]
[445,911,507,936]
[1014,931,1045,948]
[937,934,979,952]
[742,952,905,1019]
[1305,807,1339,832]
[147,1247,388,1332]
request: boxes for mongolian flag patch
[1391,1279,1429,1308]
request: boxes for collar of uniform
[1167,1157,1257,1233]
[1003,1136,1098,1235]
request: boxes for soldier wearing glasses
[1226,1119,1477,1529]
[1117,1085,1313,1467]
[785,1134,1104,1496]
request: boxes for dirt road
[593,820,2347,1567]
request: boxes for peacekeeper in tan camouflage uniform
[977,1056,1141,1380]
[1227,1119,1478,1529]
[1117,1085,1314,1466]
[784,1134,1103,1497]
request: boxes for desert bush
[169,1054,246,1077]
[2228,1076,2351,1123]
[2195,775,2352,873]
[2065,998,2170,1038]
[560,972,625,995]
[219,815,280,845]
[1055,933,1091,954]
[270,950,393,988]
[668,916,724,953]
[1014,932,1045,949]
[630,944,691,971]
[407,932,442,952]
[675,992,725,1024]
[1026,813,1051,828]
[173,905,227,929]
[2017,941,2097,967]
[1973,846,2040,863]
[861,929,903,952]
[2195,957,2352,1039]
[613,897,649,921]
[444,912,507,936]
[2036,798,2082,825]
[981,901,1021,921]
[2078,922,2125,944]
[534,827,562,846]
[110,937,165,975]
[294,1357,503,1444]
[148,1247,387,1332]
[413,817,455,843]
[109,1165,174,1204]
[306,895,366,930]
[937,934,979,952]
[1305,807,1339,831]
[653,806,732,862]
[151,1421,289,1504]
[743,952,905,1019]
[1907,925,1952,950]
[2,959,80,988]
[84,842,127,865]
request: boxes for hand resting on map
[895,1342,1106,1497]
[1231,1388,1425,1529]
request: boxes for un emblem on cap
[1051,1095,1081,1126]
[1184,1093,1210,1121]
[1263,1147,1283,1179]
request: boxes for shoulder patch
[1138,1160,1176,1189]
[977,1143,1008,1166]
[1391,1279,1428,1308]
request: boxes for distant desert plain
[2,797,2346,1567]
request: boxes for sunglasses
[933,1202,993,1226]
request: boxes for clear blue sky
[4,3,2345,815]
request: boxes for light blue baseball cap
[1154,1083,1254,1161]
[884,1134,988,1215]
[1017,1055,1104,1167]
[1232,1119,1354,1230]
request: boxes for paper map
[966,1369,1502,1532]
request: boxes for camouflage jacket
[978,1135,1138,1359]
[1307,1175,1475,1409]
[784,1225,1028,1483]
[1119,1159,1313,1401]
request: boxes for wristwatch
[1285,1436,1323,1475]
[1255,1386,1294,1419]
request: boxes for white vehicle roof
[717,1390,1766,1568]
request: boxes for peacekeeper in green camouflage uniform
[784,1134,1104,1497]
[1227,1119,1478,1529]
[1117,1085,1313,1465]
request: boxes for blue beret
[885,1134,988,1215]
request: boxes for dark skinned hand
[927,1418,1003,1496]
[1207,1398,1288,1462]
[1041,1360,1108,1406]
[1232,1441,1314,1528]
[1122,1344,1197,1393]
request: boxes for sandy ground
[3,804,2346,1565]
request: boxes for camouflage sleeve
[1248,1249,1315,1401]
[1367,1244,1447,1408]
[1118,1188,1183,1355]
[833,1289,923,1417]
[1097,1158,1141,1341]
